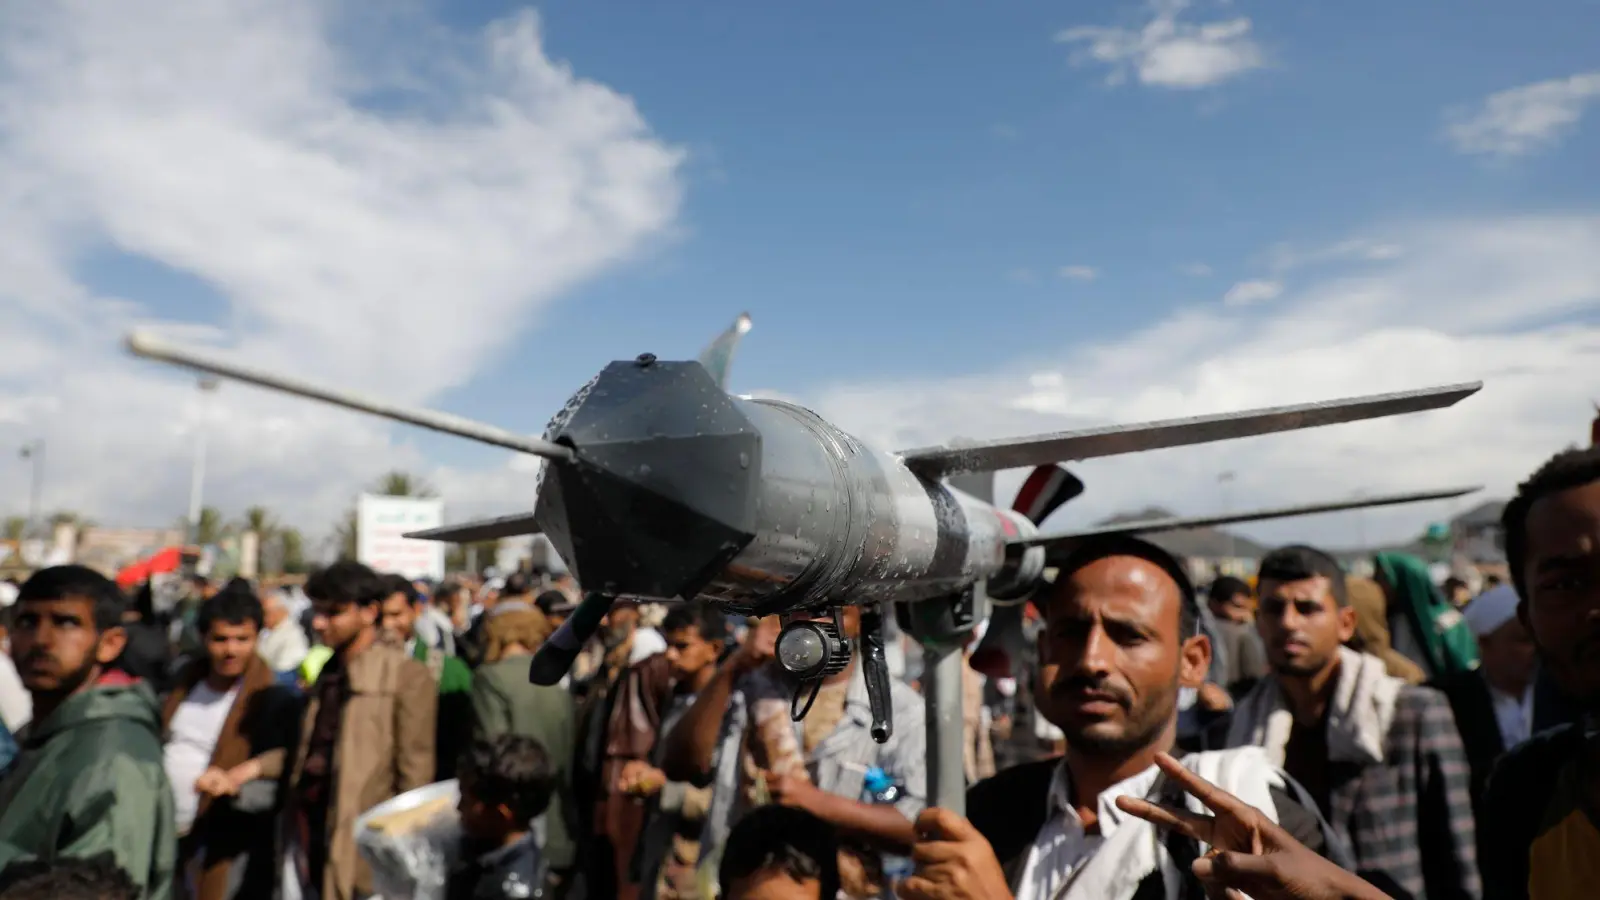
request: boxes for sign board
[357,494,446,580]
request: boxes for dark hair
[304,560,385,609]
[1054,536,1199,638]
[458,735,555,824]
[1208,576,1251,605]
[661,600,727,642]
[17,565,127,631]
[1257,545,1348,608]
[0,853,139,900]
[197,580,265,635]
[435,578,464,606]
[1502,446,1600,599]
[503,571,533,598]
[719,805,840,898]
[378,573,420,606]
[534,590,572,615]
[1442,576,1467,595]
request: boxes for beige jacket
[290,642,438,900]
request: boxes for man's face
[604,604,641,644]
[1256,575,1355,677]
[724,872,821,900]
[664,625,720,682]
[1209,591,1254,624]
[259,589,287,628]
[379,592,417,643]
[1036,556,1209,756]
[206,619,260,680]
[310,597,375,651]
[10,596,126,697]
[1519,481,1600,707]
[1478,617,1538,693]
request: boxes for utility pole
[1218,471,1236,568]
[19,439,44,540]
[187,378,220,546]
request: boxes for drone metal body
[125,318,1482,785]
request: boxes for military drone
[126,317,1480,749]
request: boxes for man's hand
[764,771,825,814]
[1196,682,1234,713]
[1115,753,1393,900]
[728,615,779,676]
[618,760,666,797]
[897,808,1013,900]
[195,766,239,798]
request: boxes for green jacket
[0,681,177,899]
[471,656,577,869]
[1374,552,1480,678]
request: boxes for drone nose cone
[535,358,762,599]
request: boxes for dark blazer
[1429,670,1506,819]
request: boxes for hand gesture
[617,760,666,797]
[897,808,1013,900]
[1114,753,1392,900]
[195,766,239,798]
[763,770,824,814]
[1196,682,1234,713]
[729,615,779,675]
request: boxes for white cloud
[1446,71,1600,157]
[1056,0,1265,90]
[0,1,682,552]
[1059,265,1099,282]
[1222,279,1283,307]
[1181,263,1213,277]
[807,215,1600,548]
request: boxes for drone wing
[898,382,1481,478]
[1008,485,1480,552]
[405,512,542,544]
[697,312,754,390]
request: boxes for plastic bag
[354,779,462,900]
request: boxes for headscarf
[1372,552,1479,677]
[1344,577,1426,685]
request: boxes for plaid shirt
[1325,685,1481,900]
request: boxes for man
[161,585,299,900]
[1479,446,1600,899]
[0,565,176,899]
[900,536,1333,900]
[1229,544,1478,900]
[662,608,926,899]
[286,560,437,900]
[1431,583,1539,815]
[1206,575,1268,694]
[610,602,727,900]
[255,585,309,675]
[378,573,473,779]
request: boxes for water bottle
[862,766,915,885]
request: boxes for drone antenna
[125,330,575,463]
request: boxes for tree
[2,517,23,542]
[241,506,276,538]
[278,526,308,574]
[195,506,226,545]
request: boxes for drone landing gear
[776,603,896,743]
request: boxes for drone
[126,315,1480,747]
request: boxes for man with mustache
[1227,545,1478,900]
[1479,446,1600,899]
[900,536,1338,900]
[0,565,176,900]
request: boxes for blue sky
[4,0,1599,548]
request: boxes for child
[0,854,139,900]
[449,735,555,900]
[719,806,841,900]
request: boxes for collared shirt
[1014,762,1161,900]
[1490,682,1535,751]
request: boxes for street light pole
[19,439,44,540]
[1218,471,1236,567]
[187,378,220,546]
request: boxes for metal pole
[1218,471,1236,567]
[188,379,219,546]
[22,440,44,540]
[1354,490,1367,551]
[922,642,967,815]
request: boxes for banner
[357,494,446,580]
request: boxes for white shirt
[257,619,310,675]
[629,626,666,665]
[163,680,240,835]
[1015,762,1162,900]
[1489,681,1535,750]
[0,651,31,732]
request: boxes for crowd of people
[0,442,1596,900]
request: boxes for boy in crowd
[718,805,841,900]
[450,735,555,900]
